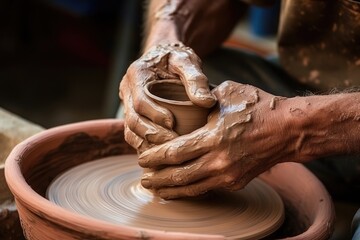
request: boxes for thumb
[169,53,216,108]
[184,67,217,108]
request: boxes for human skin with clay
[119,0,242,153]
[119,0,360,199]
[138,82,360,199]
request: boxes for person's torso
[278,0,360,91]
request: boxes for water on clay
[47,155,284,239]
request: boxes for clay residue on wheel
[47,155,284,240]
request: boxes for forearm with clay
[282,93,360,163]
[143,0,243,56]
[138,82,360,199]
[120,0,274,155]
[121,0,243,152]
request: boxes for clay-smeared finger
[126,114,178,144]
[124,94,178,144]
[138,130,211,168]
[182,69,215,108]
[120,65,175,129]
[168,52,216,108]
[141,156,210,189]
[124,125,153,153]
[132,87,175,129]
[155,176,223,200]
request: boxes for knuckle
[138,142,153,154]
[216,81,233,94]
[133,96,151,116]
[124,131,131,144]
[185,186,204,197]
[170,54,191,67]
[124,126,132,140]
[128,60,142,72]
[119,79,127,94]
[208,158,229,172]
[173,50,188,60]
[225,175,246,191]
[223,173,237,186]
[124,126,145,150]
[124,131,137,148]
[170,171,187,185]
[217,135,226,145]
[164,146,178,163]
[132,94,145,113]
[132,97,142,113]
[223,80,232,85]
[125,113,138,131]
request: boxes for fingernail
[141,179,152,188]
[195,88,210,97]
[164,118,173,129]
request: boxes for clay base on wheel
[47,155,284,239]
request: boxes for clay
[269,96,287,110]
[258,162,335,239]
[47,155,284,239]
[145,79,211,135]
[5,119,335,239]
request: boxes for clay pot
[145,79,211,135]
[258,163,335,239]
[5,119,335,239]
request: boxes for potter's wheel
[47,155,284,239]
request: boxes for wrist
[143,0,186,53]
[283,93,360,163]
[143,20,180,53]
[143,0,239,56]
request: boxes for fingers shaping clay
[145,79,211,135]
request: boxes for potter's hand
[119,43,216,153]
[138,81,295,199]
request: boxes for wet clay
[47,154,284,239]
[145,79,211,135]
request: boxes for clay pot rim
[4,119,224,240]
[4,119,335,239]
[144,79,196,106]
[258,162,335,239]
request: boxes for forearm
[143,0,243,56]
[283,93,360,162]
[143,0,180,52]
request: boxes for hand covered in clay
[139,81,295,199]
[119,43,216,153]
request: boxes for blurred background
[0,0,278,128]
[0,0,144,128]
